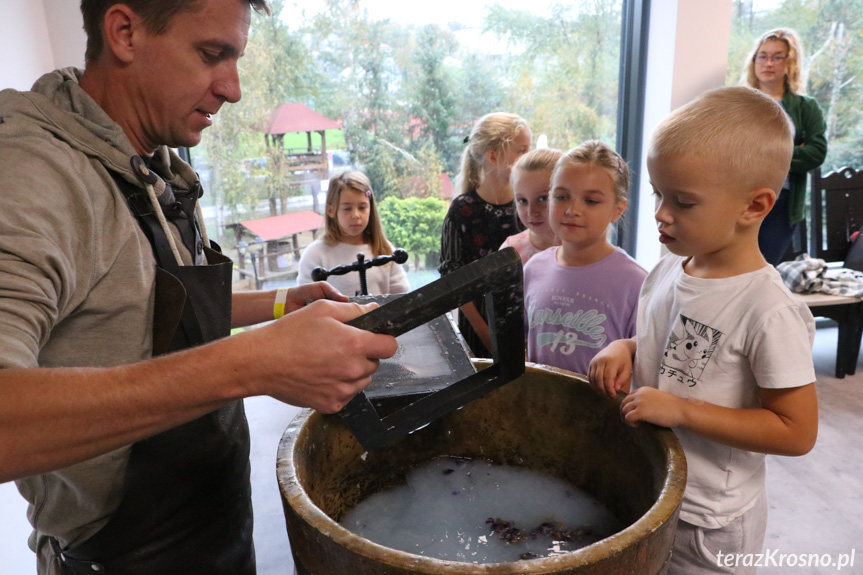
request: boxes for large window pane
[191,0,624,289]
[727,0,862,172]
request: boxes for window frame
[615,0,651,256]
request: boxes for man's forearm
[232,289,280,328]
[0,339,245,483]
[1,298,396,484]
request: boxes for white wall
[0,0,84,91]
[0,1,55,90]
[635,0,733,269]
[43,0,87,70]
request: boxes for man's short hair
[648,85,793,193]
[81,0,272,64]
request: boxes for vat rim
[276,362,687,573]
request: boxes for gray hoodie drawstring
[144,181,184,267]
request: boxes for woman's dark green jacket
[782,91,827,224]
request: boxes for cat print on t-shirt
[660,315,723,387]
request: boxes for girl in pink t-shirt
[524,140,646,375]
[500,148,562,264]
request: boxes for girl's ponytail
[456,145,481,196]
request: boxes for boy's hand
[620,387,686,428]
[622,385,818,456]
[588,338,636,399]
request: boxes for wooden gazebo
[229,210,325,289]
[265,103,341,214]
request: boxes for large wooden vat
[277,362,686,574]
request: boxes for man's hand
[283,282,348,313]
[237,299,398,413]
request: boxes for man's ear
[741,188,776,226]
[102,5,143,64]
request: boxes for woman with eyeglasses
[742,28,827,265]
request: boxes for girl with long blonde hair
[439,112,531,357]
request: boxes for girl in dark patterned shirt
[439,112,531,357]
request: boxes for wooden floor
[760,328,863,574]
[1,325,862,574]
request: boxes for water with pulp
[340,456,622,564]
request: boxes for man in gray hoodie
[0,1,397,573]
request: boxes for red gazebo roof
[240,211,323,242]
[266,103,341,135]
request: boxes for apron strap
[111,160,207,347]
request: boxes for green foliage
[406,25,460,171]
[378,196,448,270]
[193,0,320,221]
[364,138,410,199]
[411,143,447,198]
[193,0,628,243]
[452,52,504,133]
[486,0,622,147]
[294,0,625,180]
[364,139,447,201]
[308,0,409,163]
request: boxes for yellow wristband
[273,287,289,319]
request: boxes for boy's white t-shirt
[297,239,410,296]
[633,254,816,529]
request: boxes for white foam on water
[340,456,622,564]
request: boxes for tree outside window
[191,0,624,288]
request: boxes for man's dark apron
[51,157,255,575]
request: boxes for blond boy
[589,86,818,575]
